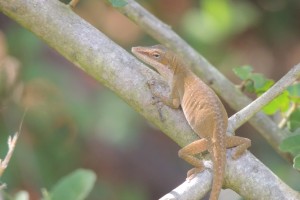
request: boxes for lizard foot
[146,79,162,105]
[225,136,251,160]
[146,79,167,98]
[69,0,80,8]
[186,167,204,181]
[146,79,167,121]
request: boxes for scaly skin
[132,45,251,200]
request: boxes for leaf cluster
[234,65,300,169]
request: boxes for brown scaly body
[180,73,227,200]
[132,45,250,200]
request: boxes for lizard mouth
[131,46,158,71]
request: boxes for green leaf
[233,65,253,80]
[49,169,96,200]
[250,73,267,90]
[294,154,300,170]
[287,83,300,103]
[279,132,300,154]
[243,79,255,93]
[280,130,300,170]
[202,0,231,29]
[182,0,258,44]
[288,109,300,131]
[108,0,127,7]
[262,91,290,115]
[288,120,300,132]
[233,66,274,94]
[255,79,274,94]
[287,83,300,96]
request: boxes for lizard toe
[186,167,204,180]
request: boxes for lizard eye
[152,53,160,59]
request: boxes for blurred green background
[1,0,300,199]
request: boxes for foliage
[45,169,96,200]
[233,65,275,94]
[279,129,300,170]
[234,65,300,169]
[12,169,96,200]
[182,0,259,45]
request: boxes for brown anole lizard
[132,45,251,200]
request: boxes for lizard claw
[146,79,165,121]
[186,167,204,181]
[146,79,156,87]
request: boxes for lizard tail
[209,127,226,200]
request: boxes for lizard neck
[171,60,195,100]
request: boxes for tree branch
[0,0,298,199]
[0,0,197,147]
[160,150,300,200]
[113,0,291,160]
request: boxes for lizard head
[132,45,176,82]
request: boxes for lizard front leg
[147,79,180,109]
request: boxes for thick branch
[160,151,300,200]
[0,0,197,148]
[114,0,290,158]
[0,1,298,200]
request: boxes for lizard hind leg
[225,136,251,159]
[178,138,209,180]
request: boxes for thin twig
[0,109,26,191]
[278,102,298,129]
[0,110,26,177]
[228,64,300,133]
